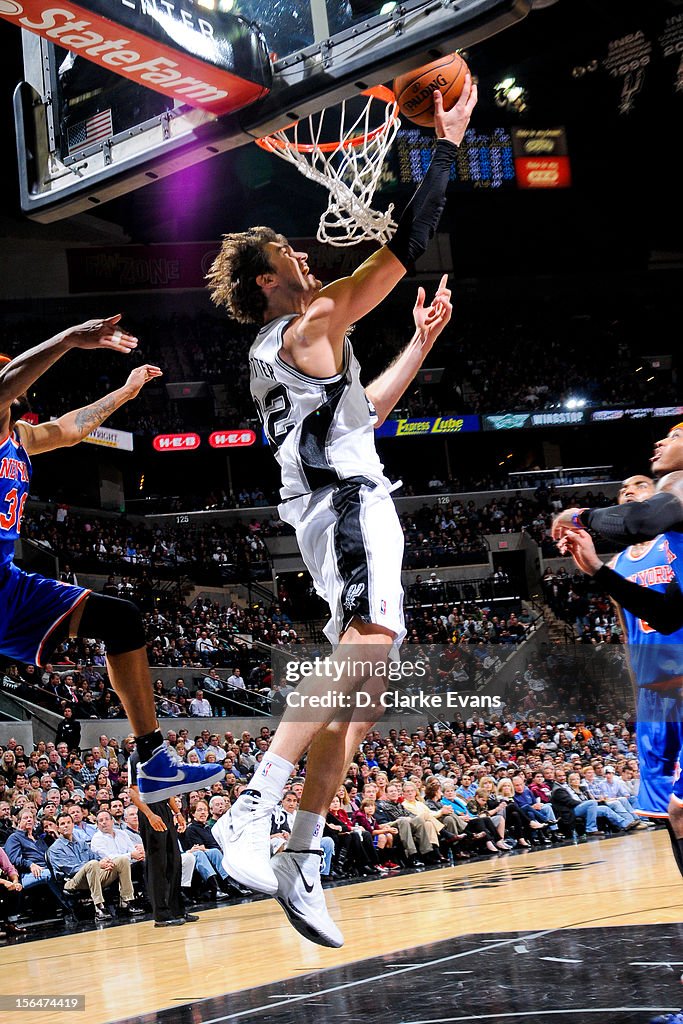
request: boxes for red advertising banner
[153,433,201,452]
[515,156,572,189]
[0,1,269,117]
[209,430,256,449]
[67,239,377,293]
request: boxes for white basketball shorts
[279,476,405,646]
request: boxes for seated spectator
[467,788,512,851]
[375,783,433,867]
[270,790,298,856]
[0,801,14,846]
[183,801,246,898]
[495,779,533,848]
[583,766,644,830]
[189,690,212,718]
[324,796,381,877]
[511,774,561,841]
[49,813,142,920]
[90,810,146,867]
[66,803,96,842]
[4,809,70,911]
[563,771,629,835]
[0,845,25,936]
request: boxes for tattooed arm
[15,364,162,455]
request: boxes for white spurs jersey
[249,314,388,500]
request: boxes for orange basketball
[393,53,470,129]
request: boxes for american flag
[67,109,113,155]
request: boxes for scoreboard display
[392,127,517,189]
[386,126,570,191]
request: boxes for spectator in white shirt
[91,810,146,863]
[189,690,212,718]
[227,668,245,690]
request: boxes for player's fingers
[103,314,123,326]
[465,82,478,114]
[456,73,471,108]
[414,286,426,310]
[433,90,444,113]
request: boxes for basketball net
[255,86,400,247]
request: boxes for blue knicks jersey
[613,535,683,687]
[0,429,31,570]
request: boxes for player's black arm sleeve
[579,492,683,545]
[593,565,683,634]
[386,139,458,272]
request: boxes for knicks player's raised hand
[123,364,163,399]
[556,531,603,577]
[413,274,452,351]
[433,75,478,147]
[62,314,138,353]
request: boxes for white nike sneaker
[212,788,278,895]
[272,850,344,948]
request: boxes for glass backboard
[13,0,531,221]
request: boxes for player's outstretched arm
[15,364,162,455]
[558,532,683,635]
[304,76,477,343]
[0,315,138,428]
[552,492,683,545]
[365,276,452,427]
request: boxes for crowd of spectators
[0,711,654,938]
[18,485,612,587]
[21,505,279,583]
[3,284,676,445]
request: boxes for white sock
[287,811,326,852]
[245,752,294,805]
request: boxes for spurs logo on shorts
[343,583,366,610]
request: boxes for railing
[405,576,522,609]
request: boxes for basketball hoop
[255,86,400,247]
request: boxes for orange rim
[255,86,399,154]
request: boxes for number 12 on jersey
[257,384,294,449]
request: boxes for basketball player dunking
[208,80,477,947]
[0,319,225,803]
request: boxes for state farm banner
[66,238,378,292]
[512,128,571,189]
[83,425,134,451]
[0,0,271,116]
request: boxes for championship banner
[0,0,271,116]
[512,128,571,189]
[83,425,134,451]
[375,415,480,439]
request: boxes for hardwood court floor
[1,829,680,1024]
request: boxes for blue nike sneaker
[650,1013,683,1023]
[137,743,225,803]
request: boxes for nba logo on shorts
[380,600,387,615]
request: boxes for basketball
[393,53,470,128]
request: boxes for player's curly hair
[206,226,285,325]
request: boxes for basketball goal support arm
[386,139,459,273]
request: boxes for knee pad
[78,593,146,655]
